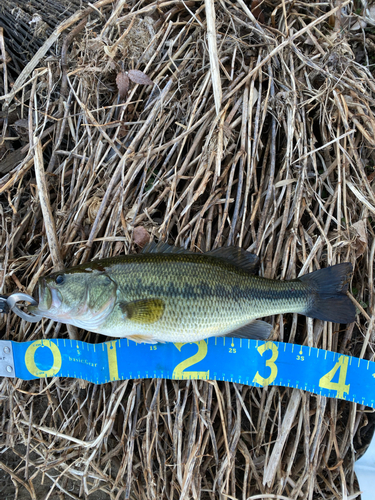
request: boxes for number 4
[319,355,350,399]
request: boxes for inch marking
[319,355,350,399]
[172,341,209,380]
[8,338,375,408]
[106,341,119,381]
[253,342,278,387]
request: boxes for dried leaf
[87,197,102,224]
[128,69,154,86]
[133,226,150,248]
[125,205,137,222]
[351,220,368,258]
[116,72,130,99]
[0,50,11,64]
[368,170,375,183]
[104,45,117,59]
[250,0,265,23]
[350,4,375,30]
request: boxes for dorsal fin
[141,241,194,255]
[142,241,259,273]
[206,247,259,274]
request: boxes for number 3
[253,342,278,386]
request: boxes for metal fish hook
[6,293,43,323]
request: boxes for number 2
[172,341,209,380]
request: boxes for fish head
[35,270,90,320]
[33,268,117,328]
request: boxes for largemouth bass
[29,242,356,343]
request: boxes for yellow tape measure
[0,337,373,407]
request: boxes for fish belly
[97,292,250,342]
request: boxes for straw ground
[1,0,375,498]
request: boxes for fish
[28,242,356,343]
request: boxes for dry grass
[1,0,375,498]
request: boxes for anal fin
[224,320,273,340]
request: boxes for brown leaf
[251,0,265,23]
[87,196,102,224]
[133,226,150,248]
[116,72,129,99]
[368,169,375,183]
[351,220,368,258]
[128,69,154,86]
[125,205,137,223]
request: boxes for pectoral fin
[120,299,165,324]
[224,320,273,340]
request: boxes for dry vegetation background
[1,0,375,498]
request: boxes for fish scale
[29,244,356,343]
[98,257,306,342]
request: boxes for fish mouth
[36,278,62,312]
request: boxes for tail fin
[300,263,356,323]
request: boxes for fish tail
[300,263,356,323]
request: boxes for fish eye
[55,275,65,285]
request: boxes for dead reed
[1,0,375,498]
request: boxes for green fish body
[30,243,356,343]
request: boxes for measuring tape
[1,337,374,406]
